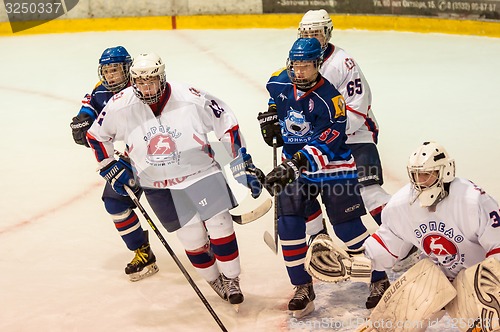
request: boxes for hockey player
[70,46,159,282]
[259,37,370,318]
[258,9,392,309]
[259,9,390,233]
[86,52,249,307]
[307,142,500,332]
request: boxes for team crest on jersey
[422,234,463,267]
[146,134,178,165]
[281,109,312,143]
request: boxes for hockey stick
[113,150,269,225]
[230,197,272,225]
[263,137,279,254]
[124,184,228,332]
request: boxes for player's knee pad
[204,210,235,239]
[176,215,208,251]
[104,197,132,215]
[109,208,133,221]
[446,257,500,332]
[367,258,456,332]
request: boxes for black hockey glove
[70,113,93,147]
[264,152,308,194]
[257,105,284,147]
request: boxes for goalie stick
[113,150,270,225]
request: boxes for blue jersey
[77,82,119,120]
[266,68,357,183]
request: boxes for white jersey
[364,177,500,280]
[321,44,379,145]
[87,82,244,189]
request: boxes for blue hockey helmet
[288,37,323,62]
[287,38,323,89]
[99,46,132,66]
[98,46,132,92]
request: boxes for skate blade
[128,263,159,282]
[290,301,315,318]
[232,304,240,313]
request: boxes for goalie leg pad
[304,234,371,283]
[446,257,500,332]
[367,258,457,332]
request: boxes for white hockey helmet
[130,53,166,104]
[298,9,333,50]
[407,141,455,207]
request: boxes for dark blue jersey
[77,82,120,121]
[266,68,357,182]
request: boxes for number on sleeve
[489,210,500,228]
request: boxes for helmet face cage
[286,58,322,89]
[298,9,333,50]
[98,46,132,92]
[407,142,455,207]
[130,53,167,105]
[132,74,166,105]
[98,62,131,92]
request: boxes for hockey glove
[70,113,93,147]
[304,234,372,284]
[257,105,284,147]
[264,152,308,194]
[229,147,264,199]
[100,158,139,196]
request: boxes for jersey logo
[146,134,178,165]
[308,99,314,112]
[422,234,462,267]
[81,93,91,105]
[282,109,312,144]
[189,87,201,97]
[344,58,356,70]
[332,95,346,118]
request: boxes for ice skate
[222,274,244,312]
[208,274,227,301]
[288,282,315,318]
[125,242,158,282]
[366,276,390,309]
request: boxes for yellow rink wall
[0,14,499,38]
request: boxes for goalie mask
[286,38,323,90]
[407,141,455,207]
[130,53,167,105]
[98,46,132,92]
[298,9,333,51]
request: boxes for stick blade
[263,231,278,254]
[231,198,272,225]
